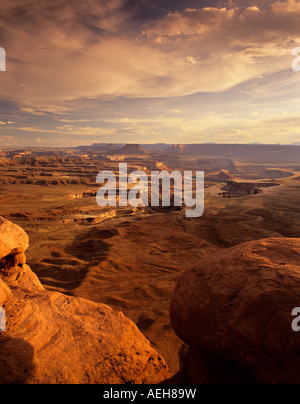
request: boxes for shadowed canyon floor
[1,149,300,377]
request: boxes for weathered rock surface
[170,238,300,384]
[0,217,29,259]
[0,219,168,384]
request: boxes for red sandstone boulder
[170,238,300,384]
[0,217,29,259]
[0,219,168,384]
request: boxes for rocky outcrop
[222,180,265,196]
[0,217,168,384]
[171,144,185,150]
[0,217,29,259]
[164,144,186,155]
[170,238,300,384]
[68,190,97,199]
[205,170,232,183]
[118,144,146,155]
[73,210,117,226]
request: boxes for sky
[0,0,300,147]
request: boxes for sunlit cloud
[0,0,299,145]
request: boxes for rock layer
[0,217,168,384]
[170,238,300,384]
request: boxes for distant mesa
[166,144,186,154]
[117,144,146,155]
[222,180,279,197]
[161,143,300,162]
[71,143,300,162]
[205,170,232,183]
[142,143,169,151]
[92,143,123,151]
[76,143,124,153]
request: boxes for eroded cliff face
[0,217,168,384]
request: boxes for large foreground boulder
[170,238,300,384]
[0,217,29,259]
[0,219,168,384]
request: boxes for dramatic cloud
[0,0,299,145]
[144,1,300,41]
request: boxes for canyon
[0,143,299,383]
